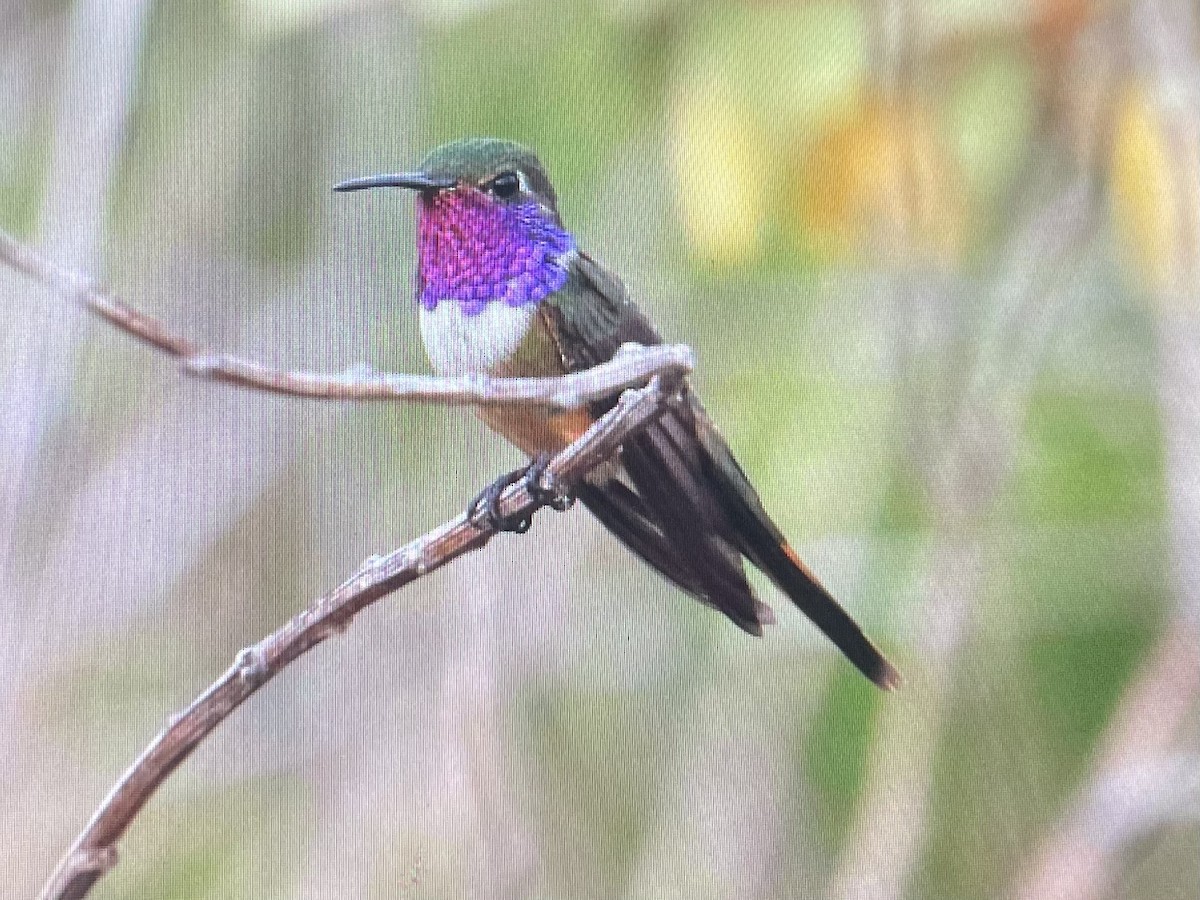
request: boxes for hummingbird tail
[690,403,902,690]
[753,535,902,691]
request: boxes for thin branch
[37,372,684,900]
[0,228,694,409]
[181,346,694,408]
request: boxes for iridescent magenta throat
[417,188,576,316]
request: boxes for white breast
[419,300,538,376]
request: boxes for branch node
[180,353,223,376]
[463,372,488,396]
[342,362,376,379]
[68,845,118,875]
[402,543,430,576]
[234,645,269,688]
[333,555,383,595]
[533,469,574,512]
[358,553,385,575]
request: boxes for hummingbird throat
[417,187,576,316]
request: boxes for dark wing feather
[572,479,702,597]
[545,253,764,630]
[618,413,766,634]
[546,252,898,687]
[540,251,660,372]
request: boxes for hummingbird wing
[541,253,764,629]
[543,252,899,689]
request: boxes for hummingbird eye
[487,171,521,200]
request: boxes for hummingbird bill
[336,138,899,689]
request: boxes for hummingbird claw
[466,454,574,534]
[467,464,536,533]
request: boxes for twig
[37,372,683,900]
[0,228,694,409]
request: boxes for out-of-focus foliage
[1,0,1197,898]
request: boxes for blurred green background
[2,0,1198,898]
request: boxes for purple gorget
[416,187,576,316]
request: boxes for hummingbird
[335,138,899,689]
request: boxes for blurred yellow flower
[668,1,868,265]
[1110,82,1200,303]
[790,97,966,265]
[671,76,771,265]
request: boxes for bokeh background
[2,0,1198,897]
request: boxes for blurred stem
[1013,92,1200,894]
[830,174,1097,900]
[40,0,150,272]
[625,651,807,900]
[0,0,149,549]
[1011,616,1199,900]
[0,9,149,770]
[829,531,981,900]
[1157,314,1200,626]
[1017,0,1200,892]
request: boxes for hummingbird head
[335,138,576,316]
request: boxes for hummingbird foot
[466,453,574,534]
[468,465,534,533]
